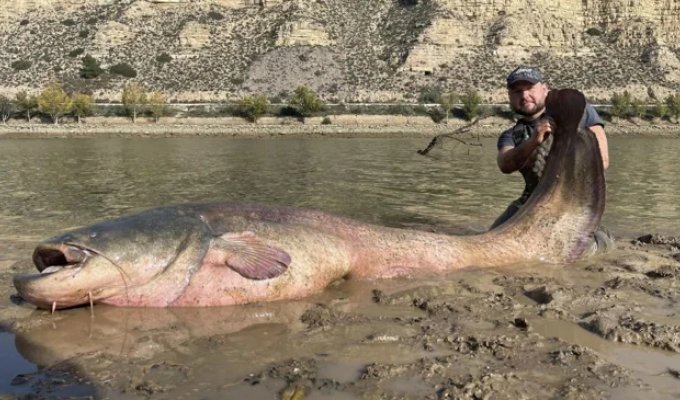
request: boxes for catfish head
[13,208,213,310]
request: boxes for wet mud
[0,234,679,399]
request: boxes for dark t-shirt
[497,103,604,150]
[495,103,604,205]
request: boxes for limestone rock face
[1,0,680,102]
[179,22,211,48]
[215,0,285,8]
[276,20,334,47]
[95,21,134,49]
[404,0,586,73]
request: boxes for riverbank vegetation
[2,81,680,127]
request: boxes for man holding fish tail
[491,66,614,253]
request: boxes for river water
[0,136,679,398]
[1,136,678,243]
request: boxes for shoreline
[1,117,680,139]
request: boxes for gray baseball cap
[506,66,543,87]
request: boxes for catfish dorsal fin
[213,231,291,280]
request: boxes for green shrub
[653,100,667,119]
[278,105,303,118]
[156,52,172,64]
[428,107,446,123]
[109,63,137,78]
[79,54,103,79]
[208,11,224,20]
[121,82,147,122]
[62,19,76,26]
[79,29,89,38]
[37,82,73,124]
[666,93,680,121]
[630,98,646,119]
[586,27,602,36]
[15,91,37,121]
[19,19,29,26]
[418,85,442,104]
[11,60,32,70]
[238,95,269,122]
[321,116,332,125]
[0,95,15,122]
[610,91,631,118]
[68,48,84,57]
[460,89,482,121]
[289,86,324,118]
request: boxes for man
[491,66,612,251]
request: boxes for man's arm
[497,118,552,174]
[588,124,609,170]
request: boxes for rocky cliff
[1,0,679,102]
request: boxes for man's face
[508,81,548,118]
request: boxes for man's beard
[512,101,545,117]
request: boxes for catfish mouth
[13,243,101,310]
[33,243,90,275]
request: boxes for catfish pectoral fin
[212,231,292,280]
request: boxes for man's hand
[531,116,554,145]
[497,116,555,174]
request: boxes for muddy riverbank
[0,234,678,399]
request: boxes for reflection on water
[0,331,36,395]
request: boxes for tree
[37,82,73,124]
[147,91,167,123]
[11,60,31,71]
[653,100,667,120]
[71,93,93,124]
[460,89,482,121]
[238,95,269,122]
[611,91,631,118]
[121,82,147,123]
[439,91,457,124]
[15,91,37,122]
[630,97,645,119]
[665,93,680,122]
[289,86,323,119]
[0,95,15,123]
[79,54,103,79]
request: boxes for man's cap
[506,66,543,87]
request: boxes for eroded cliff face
[1,0,679,102]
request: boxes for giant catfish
[13,89,606,310]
